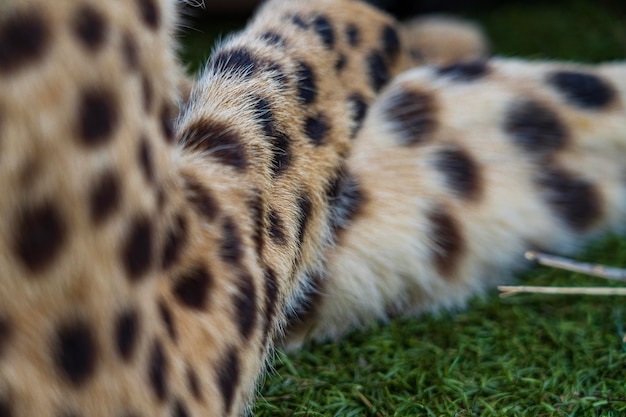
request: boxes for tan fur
[287,59,626,344]
[403,15,490,65]
[0,0,407,415]
[0,0,624,416]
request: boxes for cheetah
[0,0,625,416]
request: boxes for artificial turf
[179,1,626,415]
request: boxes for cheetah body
[0,0,625,416]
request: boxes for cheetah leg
[285,59,626,345]
[172,2,417,411]
[0,0,192,415]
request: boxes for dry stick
[524,251,626,281]
[498,251,626,297]
[354,387,385,417]
[498,286,626,298]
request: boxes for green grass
[466,0,626,62]
[179,2,626,415]
[257,236,626,416]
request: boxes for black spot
[217,349,240,415]
[138,138,154,184]
[89,170,121,225]
[251,96,291,175]
[283,270,324,331]
[183,175,220,221]
[335,54,347,72]
[187,366,202,401]
[0,9,49,74]
[142,75,154,113]
[260,31,285,46]
[0,398,10,417]
[384,89,437,146]
[434,148,482,201]
[173,400,190,417]
[536,168,603,231]
[382,24,400,61]
[367,51,389,92]
[326,168,366,236]
[0,317,11,357]
[148,339,168,401]
[268,62,289,87]
[296,61,317,105]
[346,24,361,47]
[158,300,177,343]
[235,273,257,340]
[437,61,489,81]
[304,113,330,146]
[247,192,265,258]
[220,217,243,266]
[211,48,259,79]
[504,99,568,155]
[348,93,368,137]
[73,4,108,51]
[14,201,67,273]
[289,14,309,29]
[162,214,188,270]
[262,268,279,343]
[252,96,275,137]
[268,208,287,246]
[160,103,175,144]
[547,70,616,109]
[136,0,160,30]
[295,193,313,246]
[172,265,213,310]
[122,216,154,281]
[268,131,292,175]
[78,88,118,146]
[180,119,247,171]
[312,15,334,48]
[122,33,139,71]
[115,308,140,362]
[428,207,465,278]
[54,320,97,385]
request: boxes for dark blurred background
[179,0,626,73]
[186,0,626,17]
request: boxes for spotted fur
[288,59,626,344]
[0,0,625,416]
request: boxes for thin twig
[498,286,626,298]
[525,251,626,281]
[354,387,385,417]
[573,392,626,402]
